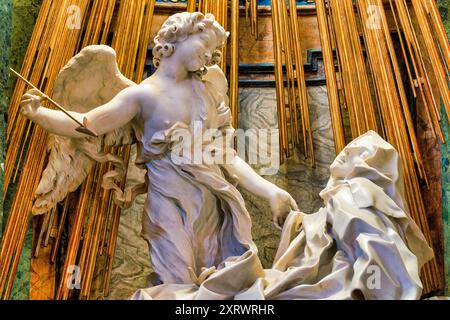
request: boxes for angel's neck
[155,61,188,82]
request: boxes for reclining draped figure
[19,12,433,300]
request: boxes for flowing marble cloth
[130,66,257,284]
[131,130,434,300]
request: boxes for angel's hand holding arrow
[11,68,98,137]
[20,89,47,121]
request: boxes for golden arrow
[10,68,98,138]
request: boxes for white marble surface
[103,86,336,299]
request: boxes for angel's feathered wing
[32,45,137,215]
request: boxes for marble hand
[269,188,299,230]
[20,89,45,121]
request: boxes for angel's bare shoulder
[123,82,160,110]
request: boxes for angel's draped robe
[130,67,257,284]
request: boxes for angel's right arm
[29,86,142,138]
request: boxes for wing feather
[33,45,136,215]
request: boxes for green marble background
[1,0,42,300]
[0,0,12,244]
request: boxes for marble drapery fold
[132,131,433,300]
[132,66,258,284]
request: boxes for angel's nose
[204,52,212,61]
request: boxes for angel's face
[175,29,218,72]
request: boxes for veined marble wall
[237,87,336,268]
[104,86,335,299]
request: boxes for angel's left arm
[205,65,298,226]
[230,156,278,199]
[28,86,142,138]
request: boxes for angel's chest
[142,87,218,131]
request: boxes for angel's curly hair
[152,12,228,73]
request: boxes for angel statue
[19,12,298,287]
[18,12,431,300]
